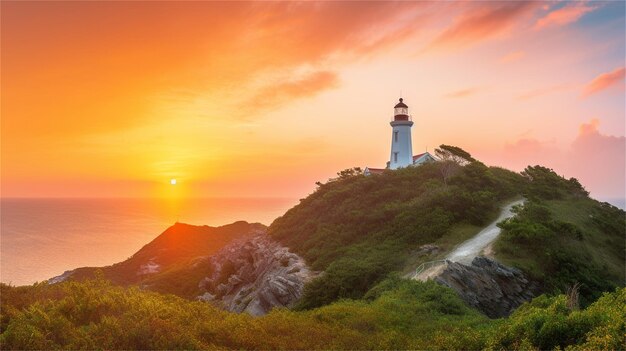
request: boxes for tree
[437,161,458,185]
[521,165,588,199]
[336,167,363,180]
[434,145,474,184]
[434,145,476,165]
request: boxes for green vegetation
[434,144,476,163]
[486,287,625,350]
[2,278,623,350]
[270,157,623,310]
[495,166,625,306]
[269,154,524,309]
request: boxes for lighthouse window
[395,107,408,115]
[394,131,398,142]
[394,152,398,163]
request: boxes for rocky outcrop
[413,244,441,257]
[48,270,75,284]
[197,233,314,316]
[137,259,160,275]
[435,257,540,318]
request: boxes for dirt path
[411,198,524,281]
[446,199,524,264]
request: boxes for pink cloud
[428,2,538,50]
[499,119,625,198]
[503,138,564,171]
[533,2,597,30]
[569,119,625,197]
[582,67,626,97]
[245,71,340,114]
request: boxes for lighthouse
[363,97,436,176]
[389,98,414,169]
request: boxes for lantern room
[393,98,410,121]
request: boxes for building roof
[413,152,437,164]
[412,152,426,161]
[364,167,386,175]
[394,98,408,108]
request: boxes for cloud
[582,67,625,97]
[244,71,340,114]
[444,88,479,98]
[428,2,538,50]
[2,1,425,139]
[569,119,625,197]
[503,138,564,171]
[533,2,597,30]
[501,119,625,198]
[578,118,601,136]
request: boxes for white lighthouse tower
[389,98,414,169]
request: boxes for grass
[546,198,624,280]
[496,197,624,286]
[494,195,624,306]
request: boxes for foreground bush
[485,288,625,350]
[1,278,623,350]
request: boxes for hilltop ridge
[268,155,624,309]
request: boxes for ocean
[0,197,297,286]
[597,197,626,211]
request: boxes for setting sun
[170,179,177,185]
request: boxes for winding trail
[413,198,524,280]
[446,199,525,264]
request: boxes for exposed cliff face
[435,257,540,318]
[197,233,314,316]
[48,221,311,316]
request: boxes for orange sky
[2,1,624,199]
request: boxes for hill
[59,221,265,298]
[268,159,624,309]
[268,160,522,308]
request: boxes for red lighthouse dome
[393,98,409,121]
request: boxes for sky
[2,1,625,200]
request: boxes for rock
[137,259,160,275]
[197,292,215,301]
[435,257,540,318]
[414,244,441,257]
[48,270,75,284]
[197,233,314,316]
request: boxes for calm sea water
[0,198,297,286]
[597,197,626,210]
